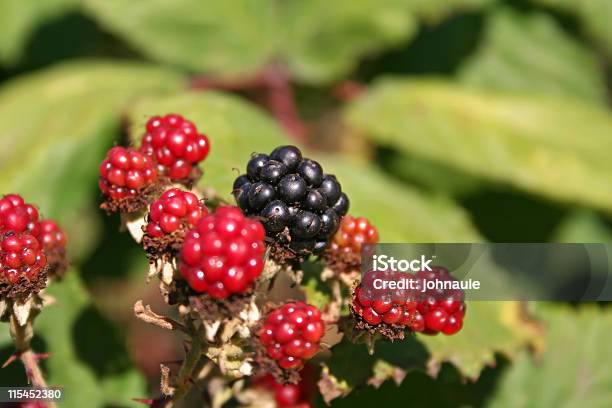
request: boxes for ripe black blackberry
[233,146,349,261]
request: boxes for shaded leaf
[320,157,483,242]
[411,0,495,22]
[85,0,494,83]
[459,7,606,103]
[419,301,543,380]
[323,301,542,403]
[533,0,612,58]
[346,78,612,214]
[0,60,184,223]
[487,304,612,408]
[552,209,612,243]
[83,0,275,77]
[35,272,147,408]
[0,0,79,65]
[278,0,417,83]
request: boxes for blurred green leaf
[419,301,542,380]
[127,91,481,241]
[346,79,612,214]
[459,8,606,103]
[0,0,79,66]
[83,0,276,77]
[277,0,417,83]
[321,157,482,241]
[35,271,147,408]
[410,0,495,21]
[0,60,184,223]
[487,303,612,408]
[84,0,494,83]
[533,0,612,58]
[378,148,484,197]
[553,209,612,243]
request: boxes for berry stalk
[171,323,204,402]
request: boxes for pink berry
[140,114,210,181]
[179,206,264,298]
[0,194,40,236]
[259,302,325,370]
[146,188,207,237]
[0,231,46,285]
[99,147,157,200]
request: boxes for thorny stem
[20,350,50,389]
[171,322,204,403]
[9,311,57,408]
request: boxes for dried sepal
[122,211,147,243]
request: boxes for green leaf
[321,157,483,242]
[533,0,612,58]
[378,149,484,197]
[487,304,612,408]
[277,0,417,83]
[0,60,184,224]
[410,0,495,21]
[346,78,612,214]
[419,301,542,380]
[83,0,275,76]
[84,0,494,83]
[127,91,481,242]
[458,8,606,103]
[553,209,612,243]
[35,272,147,408]
[0,0,79,65]
[324,301,542,404]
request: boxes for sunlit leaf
[459,8,606,102]
[347,79,612,214]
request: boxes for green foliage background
[0,0,611,407]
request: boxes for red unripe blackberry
[0,194,40,236]
[99,147,157,200]
[35,219,68,280]
[0,231,46,285]
[259,302,324,370]
[179,206,264,298]
[146,188,207,237]
[330,215,379,255]
[140,114,210,181]
[254,372,313,408]
[351,286,417,330]
[414,267,466,335]
[37,220,67,251]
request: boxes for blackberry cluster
[326,215,379,272]
[259,302,325,371]
[351,286,421,339]
[351,267,466,337]
[146,188,206,238]
[255,374,311,408]
[415,267,466,335]
[0,194,40,236]
[99,146,158,213]
[179,206,265,299]
[140,114,210,181]
[233,146,349,259]
[0,230,47,298]
[36,220,68,279]
[0,194,67,281]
